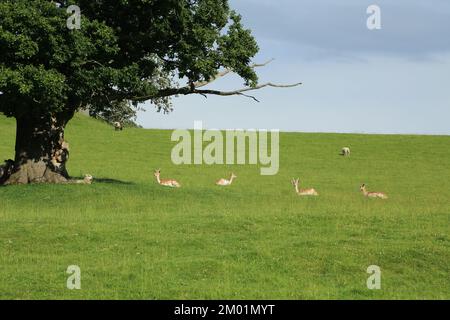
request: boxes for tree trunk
[2,112,73,185]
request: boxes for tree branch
[130,59,301,102]
[193,58,275,88]
[132,81,302,102]
[190,82,302,102]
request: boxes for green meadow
[0,114,449,299]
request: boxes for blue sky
[137,0,450,135]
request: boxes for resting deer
[360,184,388,199]
[216,173,237,186]
[154,169,181,188]
[67,174,93,185]
[291,178,319,196]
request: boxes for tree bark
[2,111,74,185]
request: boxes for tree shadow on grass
[72,177,135,185]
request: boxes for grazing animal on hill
[216,173,237,186]
[154,169,181,188]
[291,178,319,196]
[360,184,388,199]
[113,122,123,131]
[341,147,351,157]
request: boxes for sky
[137,0,450,135]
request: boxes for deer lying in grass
[291,178,319,196]
[360,184,388,199]
[67,174,93,185]
[216,173,237,186]
[154,169,181,188]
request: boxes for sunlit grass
[0,114,449,299]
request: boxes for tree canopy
[0,0,260,119]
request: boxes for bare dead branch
[190,82,302,102]
[132,81,302,102]
[193,58,276,88]
[130,59,301,102]
[193,69,233,88]
[250,58,275,68]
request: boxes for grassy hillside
[0,114,449,299]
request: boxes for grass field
[0,113,449,299]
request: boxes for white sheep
[341,147,351,156]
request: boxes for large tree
[0,0,299,185]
